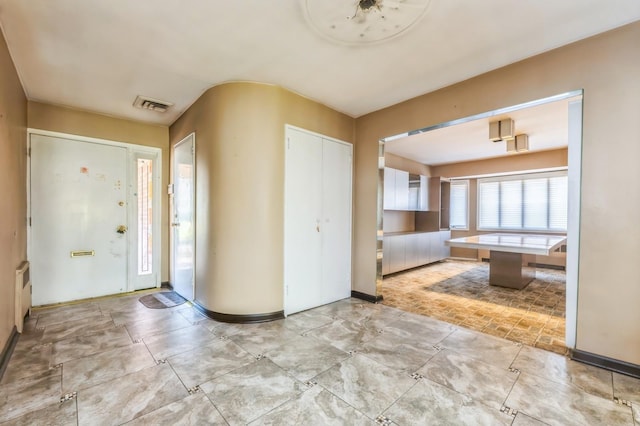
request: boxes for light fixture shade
[506,134,529,153]
[303,0,431,45]
[515,134,529,152]
[499,119,515,140]
[489,118,515,142]
[489,121,501,142]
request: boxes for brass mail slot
[70,250,95,258]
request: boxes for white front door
[171,134,195,300]
[30,134,129,305]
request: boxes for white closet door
[284,128,323,315]
[321,139,352,304]
[284,127,353,316]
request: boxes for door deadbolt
[116,225,128,234]
[118,201,125,206]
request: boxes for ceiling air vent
[133,95,173,113]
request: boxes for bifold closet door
[320,138,352,305]
[284,127,352,315]
[284,129,323,315]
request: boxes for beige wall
[27,102,170,282]
[170,82,354,315]
[385,152,431,176]
[431,148,567,178]
[0,30,27,351]
[432,149,568,259]
[355,22,640,364]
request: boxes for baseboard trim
[527,262,566,271]
[0,326,19,382]
[571,349,640,379]
[193,302,284,324]
[160,281,172,289]
[351,290,383,304]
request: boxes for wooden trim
[351,290,383,304]
[571,349,640,379]
[193,302,284,324]
[0,326,19,381]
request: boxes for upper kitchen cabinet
[383,167,428,211]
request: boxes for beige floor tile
[126,393,226,425]
[418,348,519,409]
[0,368,62,423]
[76,363,188,425]
[0,400,77,426]
[505,372,633,426]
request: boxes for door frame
[27,129,162,294]
[377,90,583,348]
[170,133,196,301]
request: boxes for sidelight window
[137,158,153,275]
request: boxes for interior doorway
[28,131,162,306]
[377,91,583,353]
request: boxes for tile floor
[382,259,567,354]
[1,291,638,425]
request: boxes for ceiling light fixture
[506,134,529,153]
[489,118,515,142]
[356,0,380,13]
[304,0,432,45]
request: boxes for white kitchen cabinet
[383,167,396,210]
[386,235,406,274]
[395,169,409,210]
[284,127,352,315]
[405,233,421,269]
[383,230,450,275]
[384,167,427,211]
[437,230,452,259]
[382,245,391,275]
[417,232,431,265]
[420,175,429,211]
[428,232,440,264]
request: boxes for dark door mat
[139,291,187,309]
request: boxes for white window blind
[449,180,469,230]
[478,171,568,232]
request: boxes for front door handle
[116,225,128,234]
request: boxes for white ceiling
[0,1,639,127]
[385,96,576,166]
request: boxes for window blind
[478,171,568,232]
[449,180,469,229]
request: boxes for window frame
[449,179,470,231]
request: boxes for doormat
[139,291,187,309]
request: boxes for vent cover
[133,95,173,113]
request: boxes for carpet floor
[382,259,567,355]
